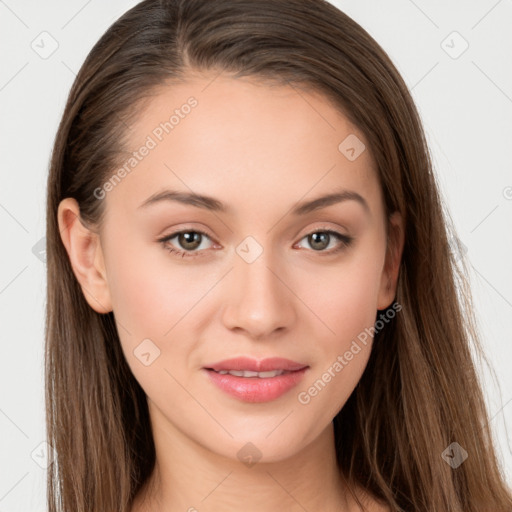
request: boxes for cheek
[104,243,202,398]
[105,236,204,334]
[296,278,379,423]
[106,245,169,333]
[294,249,383,413]
[104,239,221,375]
[101,239,179,373]
[303,252,384,351]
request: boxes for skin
[58,71,403,512]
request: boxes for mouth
[203,365,309,403]
[204,356,308,373]
[207,368,296,378]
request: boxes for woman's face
[62,72,402,463]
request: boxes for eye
[158,229,215,258]
[158,227,354,260]
[295,229,354,255]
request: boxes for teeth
[215,369,286,378]
[257,370,286,378]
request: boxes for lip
[204,357,308,372]
[202,357,309,403]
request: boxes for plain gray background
[0,0,511,509]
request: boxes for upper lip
[204,357,308,372]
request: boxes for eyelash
[158,227,354,259]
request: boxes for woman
[45,0,512,510]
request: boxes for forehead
[104,72,383,222]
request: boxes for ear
[377,211,404,310]
[57,198,112,314]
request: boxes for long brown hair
[45,0,512,510]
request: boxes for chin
[210,430,309,466]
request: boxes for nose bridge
[221,237,295,337]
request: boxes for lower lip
[203,368,308,403]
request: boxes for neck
[131,401,352,512]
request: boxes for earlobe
[377,211,404,310]
[57,198,112,314]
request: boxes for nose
[221,245,296,340]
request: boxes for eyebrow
[138,188,370,216]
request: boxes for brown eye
[158,229,214,258]
[308,232,330,251]
[296,229,353,254]
[177,231,202,251]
